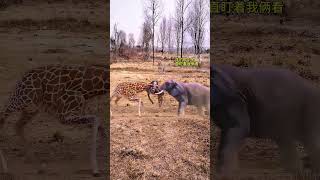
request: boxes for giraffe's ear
[148,81,154,86]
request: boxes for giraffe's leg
[110,94,121,117]
[158,94,164,107]
[61,114,102,176]
[137,98,141,116]
[110,90,122,105]
[114,96,121,106]
[15,108,38,162]
[15,108,38,142]
[57,94,103,176]
[128,96,141,116]
[140,98,144,113]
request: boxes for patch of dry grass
[0,18,104,32]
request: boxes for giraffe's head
[148,80,160,94]
[149,80,165,95]
[148,80,164,107]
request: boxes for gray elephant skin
[156,80,210,116]
[211,64,320,176]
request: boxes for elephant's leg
[178,101,187,116]
[304,133,320,173]
[216,127,247,177]
[206,103,210,117]
[216,101,250,178]
[277,139,303,173]
[197,106,205,116]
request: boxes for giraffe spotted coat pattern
[110,81,164,116]
[0,64,108,176]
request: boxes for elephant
[155,80,210,116]
[211,64,320,177]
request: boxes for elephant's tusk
[155,90,164,95]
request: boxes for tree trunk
[162,45,164,55]
[180,25,183,58]
[152,26,155,65]
[152,4,155,65]
[180,1,184,58]
[180,20,183,58]
[177,32,180,57]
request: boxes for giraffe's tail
[0,150,7,173]
[0,105,13,174]
[110,85,120,102]
[0,105,14,130]
[110,90,115,101]
[0,93,23,174]
[0,108,9,174]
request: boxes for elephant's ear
[171,83,184,97]
[211,66,249,129]
[170,88,181,97]
[211,66,242,106]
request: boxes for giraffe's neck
[80,65,109,100]
[137,82,151,93]
[83,81,108,99]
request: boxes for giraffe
[157,61,165,74]
[110,81,164,116]
[0,64,108,176]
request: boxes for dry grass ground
[0,1,108,179]
[110,53,210,179]
[211,8,320,180]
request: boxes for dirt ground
[0,1,108,179]
[211,5,320,179]
[110,54,210,179]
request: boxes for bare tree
[145,0,162,65]
[175,0,192,58]
[118,30,126,46]
[111,23,120,54]
[118,30,127,55]
[156,33,160,52]
[128,33,135,48]
[174,7,181,57]
[159,17,167,54]
[167,16,173,53]
[111,23,128,57]
[140,18,153,59]
[188,0,209,59]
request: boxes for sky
[110,0,210,49]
